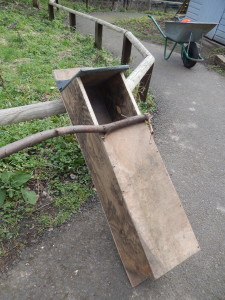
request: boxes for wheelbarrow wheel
[181,42,199,69]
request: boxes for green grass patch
[207,64,225,76]
[56,0,100,12]
[113,11,174,43]
[0,0,119,264]
[203,47,225,76]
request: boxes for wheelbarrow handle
[148,15,167,39]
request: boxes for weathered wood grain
[48,3,54,20]
[0,100,65,126]
[53,67,200,287]
[69,12,76,29]
[125,31,151,58]
[54,68,153,286]
[137,64,154,101]
[126,55,155,92]
[32,0,40,9]
[94,23,103,49]
[50,1,127,34]
[104,123,200,279]
[121,35,132,65]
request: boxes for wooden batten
[53,67,200,287]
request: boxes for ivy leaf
[0,190,6,207]
[8,190,14,198]
[0,171,12,183]
[11,172,32,187]
[21,189,37,205]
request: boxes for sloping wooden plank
[53,67,200,286]
[104,123,200,279]
[54,69,152,286]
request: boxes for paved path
[1,12,225,300]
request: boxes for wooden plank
[0,100,66,126]
[137,64,154,102]
[125,31,151,58]
[126,55,155,92]
[48,3,54,20]
[0,63,149,127]
[55,0,59,10]
[51,1,127,34]
[101,72,139,120]
[32,0,40,9]
[53,68,80,82]
[53,68,200,287]
[69,12,76,29]
[104,123,200,279]
[94,23,103,49]
[53,68,98,125]
[121,35,132,65]
[54,67,138,123]
[54,68,152,286]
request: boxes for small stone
[42,191,47,197]
[214,55,225,70]
[70,174,77,180]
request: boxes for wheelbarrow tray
[165,22,217,43]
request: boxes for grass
[203,47,225,75]
[56,0,100,12]
[113,10,175,43]
[0,0,120,265]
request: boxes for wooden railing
[0,0,155,126]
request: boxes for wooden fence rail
[0,0,155,126]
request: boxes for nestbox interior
[81,73,138,125]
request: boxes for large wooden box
[54,67,199,287]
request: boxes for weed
[133,86,156,114]
[207,65,225,76]
[0,171,37,207]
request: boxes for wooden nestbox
[53,66,199,287]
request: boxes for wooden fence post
[94,23,103,49]
[137,65,154,102]
[48,4,54,20]
[55,0,59,11]
[121,35,132,65]
[32,0,40,9]
[69,12,76,29]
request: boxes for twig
[33,202,53,213]
[0,114,150,159]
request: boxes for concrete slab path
[0,12,225,300]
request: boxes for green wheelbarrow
[148,15,217,68]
